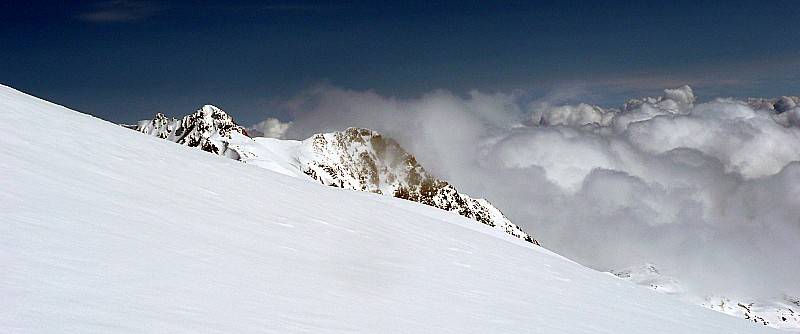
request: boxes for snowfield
[0,85,781,333]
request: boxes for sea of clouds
[252,85,800,300]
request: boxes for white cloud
[248,118,291,139]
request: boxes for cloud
[265,84,800,300]
[248,118,292,138]
[77,0,163,23]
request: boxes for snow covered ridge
[610,263,800,332]
[297,128,538,245]
[133,105,249,159]
[132,110,538,245]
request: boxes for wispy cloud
[77,0,163,23]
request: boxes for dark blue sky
[2,0,798,125]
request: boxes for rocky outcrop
[297,128,539,245]
[135,105,249,159]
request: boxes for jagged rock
[134,105,249,159]
[297,128,539,245]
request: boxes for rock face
[297,128,539,245]
[131,110,539,245]
[135,105,249,159]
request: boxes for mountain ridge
[297,128,538,244]
[132,108,538,245]
[135,104,249,158]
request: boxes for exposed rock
[298,128,539,245]
[134,105,249,159]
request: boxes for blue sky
[1,0,798,125]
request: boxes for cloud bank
[262,84,800,300]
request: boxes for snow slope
[0,85,781,333]
[246,128,537,244]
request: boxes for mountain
[610,263,800,332]
[1,84,782,333]
[133,110,538,245]
[134,104,248,159]
[293,128,538,244]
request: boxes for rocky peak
[135,105,249,157]
[298,127,539,245]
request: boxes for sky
[1,0,798,125]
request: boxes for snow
[0,85,782,333]
[610,263,800,332]
[223,126,537,244]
